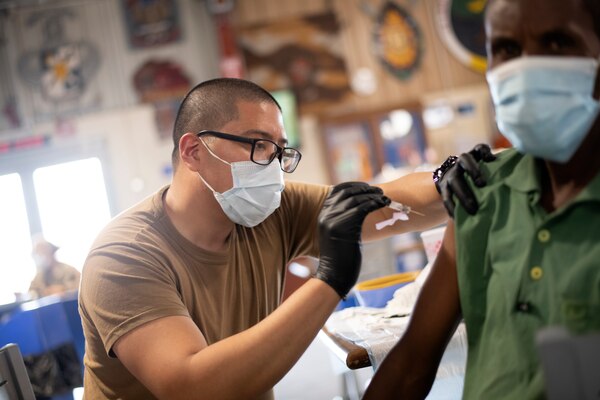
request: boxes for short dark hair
[583,0,600,38]
[485,0,600,39]
[171,78,281,167]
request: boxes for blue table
[0,291,84,399]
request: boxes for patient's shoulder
[480,148,523,184]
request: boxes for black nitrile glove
[434,143,496,217]
[316,182,390,299]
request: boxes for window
[0,146,113,305]
[0,173,35,304]
[33,158,111,272]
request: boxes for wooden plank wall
[232,0,486,117]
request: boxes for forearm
[364,222,462,399]
[177,279,340,399]
[364,172,447,241]
[362,337,438,400]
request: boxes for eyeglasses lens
[251,139,301,173]
[252,140,278,165]
[281,149,300,172]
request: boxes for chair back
[537,326,600,400]
[0,344,35,400]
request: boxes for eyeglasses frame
[196,130,302,173]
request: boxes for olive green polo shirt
[455,148,600,399]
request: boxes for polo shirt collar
[504,154,540,194]
[504,153,600,203]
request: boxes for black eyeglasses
[197,130,302,173]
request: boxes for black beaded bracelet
[432,155,458,193]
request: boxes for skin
[363,0,600,398]
[112,99,446,399]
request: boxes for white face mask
[33,254,53,270]
[198,139,285,227]
[487,56,600,163]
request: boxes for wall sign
[122,0,182,49]
[373,2,422,81]
[435,0,487,73]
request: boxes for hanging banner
[373,2,422,81]
[435,0,487,73]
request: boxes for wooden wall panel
[234,0,328,25]
[233,0,486,116]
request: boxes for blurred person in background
[29,234,81,298]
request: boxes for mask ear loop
[198,172,218,193]
[197,137,231,194]
[198,137,232,166]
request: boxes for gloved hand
[434,143,496,217]
[316,182,390,299]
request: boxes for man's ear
[179,132,202,170]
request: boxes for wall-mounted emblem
[239,12,352,115]
[373,2,422,81]
[132,59,191,140]
[17,9,100,110]
[435,0,487,73]
[122,0,181,49]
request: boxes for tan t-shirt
[79,181,329,399]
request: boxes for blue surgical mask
[487,56,600,163]
[198,140,285,227]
